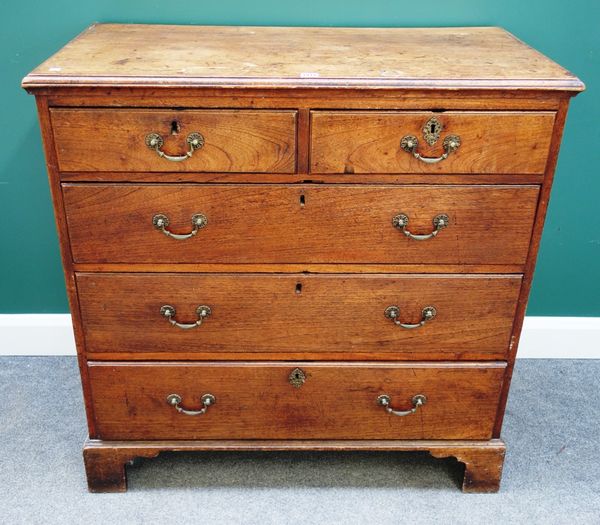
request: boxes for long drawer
[88,361,506,440]
[311,111,555,174]
[50,109,297,173]
[63,184,539,265]
[77,273,521,360]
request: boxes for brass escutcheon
[423,116,442,146]
[289,367,306,388]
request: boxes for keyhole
[171,120,180,135]
[299,194,306,207]
[430,123,436,133]
[294,371,301,379]
[295,282,302,295]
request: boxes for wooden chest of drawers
[23,24,583,492]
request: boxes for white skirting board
[0,314,598,358]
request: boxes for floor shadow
[127,450,464,491]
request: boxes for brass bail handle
[392,213,449,241]
[145,131,204,162]
[166,393,216,416]
[153,213,208,240]
[384,305,437,329]
[377,394,427,417]
[160,304,212,330]
[400,134,461,164]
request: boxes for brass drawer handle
[166,393,215,416]
[377,394,427,417]
[153,213,207,240]
[400,134,461,164]
[384,305,437,329]
[160,304,212,330]
[392,213,448,240]
[145,132,204,162]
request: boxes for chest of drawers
[23,24,583,492]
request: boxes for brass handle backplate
[400,117,460,164]
[385,305,437,329]
[153,213,207,240]
[392,213,449,240]
[166,393,215,416]
[377,394,427,417]
[145,132,204,162]
[160,304,212,330]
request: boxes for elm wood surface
[22,24,583,91]
[44,89,567,110]
[24,24,584,493]
[71,263,526,274]
[77,273,521,360]
[311,111,555,174]
[83,438,506,493]
[493,97,572,435]
[33,97,98,436]
[51,109,297,173]
[87,362,506,440]
[62,184,539,265]
[59,172,546,185]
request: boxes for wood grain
[34,97,98,436]
[311,111,555,174]
[83,438,505,493]
[51,108,297,173]
[76,273,521,359]
[87,361,506,440]
[23,23,584,494]
[71,263,525,274]
[493,98,572,436]
[22,24,583,91]
[73,350,512,362]
[43,89,566,111]
[62,184,539,265]
[58,172,545,185]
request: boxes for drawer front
[63,184,539,265]
[50,109,297,173]
[88,362,505,440]
[77,273,521,359]
[311,111,555,174]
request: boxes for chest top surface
[22,24,583,92]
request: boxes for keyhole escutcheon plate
[289,367,306,388]
[423,116,442,146]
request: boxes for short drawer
[63,184,539,265]
[88,361,506,440]
[77,273,521,360]
[50,109,297,173]
[311,111,555,174]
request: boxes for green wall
[1,0,598,315]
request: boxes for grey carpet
[1,357,599,524]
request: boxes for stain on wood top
[22,24,584,91]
